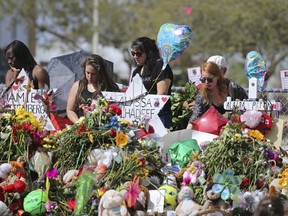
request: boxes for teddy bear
[202,183,230,212]
[98,189,130,216]
[175,186,202,216]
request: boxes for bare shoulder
[70,81,80,91]
[33,64,48,75]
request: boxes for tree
[0,0,287,85]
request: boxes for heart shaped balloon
[240,110,262,128]
[245,51,267,92]
[157,23,193,70]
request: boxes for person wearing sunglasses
[130,37,173,129]
[5,40,50,90]
[186,61,247,129]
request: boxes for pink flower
[125,176,141,208]
[46,168,58,179]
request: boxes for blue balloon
[245,51,267,92]
[157,23,193,70]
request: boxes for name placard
[5,69,55,130]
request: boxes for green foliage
[170,82,198,131]
[201,121,274,190]
[1,0,288,82]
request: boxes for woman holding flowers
[186,61,247,129]
[66,54,119,123]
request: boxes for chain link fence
[262,89,288,147]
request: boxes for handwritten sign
[224,97,267,111]
[280,70,288,89]
[102,74,169,138]
[5,69,55,130]
[187,66,201,86]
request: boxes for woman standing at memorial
[186,61,247,129]
[130,37,174,128]
[5,40,50,89]
[66,54,119,124]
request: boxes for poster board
[102,74,169,138]
[5,69,55,130]
[280,70,288,90]
[187,66,201,85]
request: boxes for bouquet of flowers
[170,82,198,131]
[0,106,46,162]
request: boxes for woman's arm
[33,65,50,89]
[156,78,171,95]
[66,81,80,124]
[186,93,207,128]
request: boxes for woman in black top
[187,61,247,129]
[130,37,173,128]
[66,54,119,123]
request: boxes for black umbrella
[46,50,113,114]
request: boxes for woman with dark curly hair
[66,54,119,123]
[130,37,173,128]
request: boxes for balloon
[157,23,192,70]
[240,110,262,128]
[192,106,228,135]
[159,184,178,207]
[23,190,48,216]
[245,51,267,92]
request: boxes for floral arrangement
[37,96,164,215]
[170,82,198,131]
[0,106,46,161]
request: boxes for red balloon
[192,106,228,135]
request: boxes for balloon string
[148,69,164,94]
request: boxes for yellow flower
[120,120,130,127]
[283,168,288,176]
[88,133,94,143]
[249,130,264,141]
[115,132,128,147]
[97,188,106,197]
[77,116,85,125]
[233,133,242,143]
[189,165,195,173]
[278,178,288,188]
[191,153,200,160]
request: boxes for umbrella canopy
[46,50,113,113]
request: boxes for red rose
[76,125,87,135]
[67,198,76,210]
[14,180,26,193]
[9,202,20,211]
[4,184,15,193]
[240,177,250,189]
[17,171,27,179]
[109,129,116,138]
[110,105,122,116]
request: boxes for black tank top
[76,89,96,117]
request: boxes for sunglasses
[200,77,214,83]
[131,51,142,57]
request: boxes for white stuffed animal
[175,186,202,216]
[98,189,130,216]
